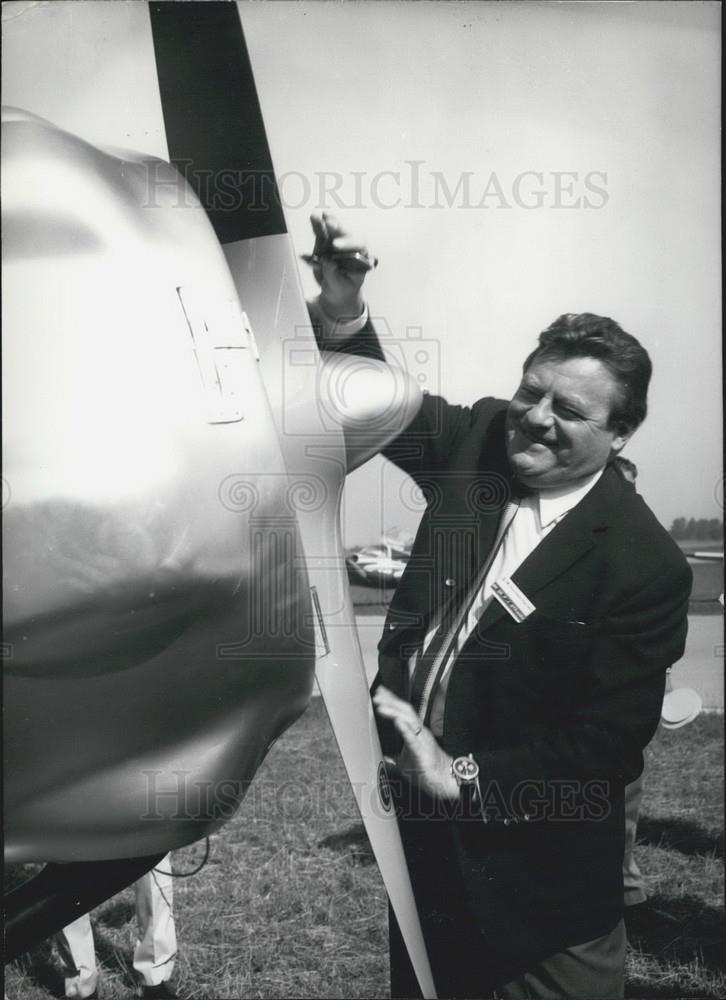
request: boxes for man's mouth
[510,425,553,450]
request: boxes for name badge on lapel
[491,577,536,623]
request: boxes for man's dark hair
[522,313,652,433]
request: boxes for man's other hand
[373,685,459,802]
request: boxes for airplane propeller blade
[148,4,435,994]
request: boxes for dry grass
[6,706,724,999]
[623,712,724,998]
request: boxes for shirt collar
[536,467,605,529]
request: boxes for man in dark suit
[308,215,691,999]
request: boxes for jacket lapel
[474,415,516,570]
[474,465,625,635]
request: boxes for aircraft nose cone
[3,115,315,862]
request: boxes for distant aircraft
[2,4,435,995]
[347,530,413,587]
[685,550,724,562]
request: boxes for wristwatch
[451,753,482,818]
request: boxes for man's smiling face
[505,354,631,490]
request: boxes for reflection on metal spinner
[2,108,315,863]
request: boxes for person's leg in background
[55,914,99,1000]
[133,853,177,998]
[623,771,647,907]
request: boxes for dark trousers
[389,788,521,998]
[388,782,625,999]
[390,906,625,999]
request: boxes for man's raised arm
[305,213,422,471]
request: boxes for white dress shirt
[413,468,605,737]
[308,295,369,342]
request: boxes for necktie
[409,498,521,725]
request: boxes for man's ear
[610,426,634,455]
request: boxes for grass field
[6,706,724,1000]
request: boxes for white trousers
[623,771,647,906]
[55,854,176,998]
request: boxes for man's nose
[525,398,555,430]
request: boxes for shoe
[141,983,177,999]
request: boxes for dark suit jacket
[318,321,692,964]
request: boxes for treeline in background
[669,518,723,542]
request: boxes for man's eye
[517,386,540,402]
[556,405,582,419]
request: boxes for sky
[240,0,722,545]
[2,0,721,548]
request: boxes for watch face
[453,756,479,783]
